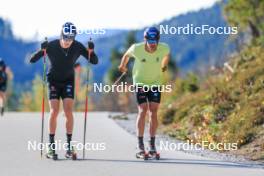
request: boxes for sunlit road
[0,112,263,176]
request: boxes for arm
[89,52,98,65]
[29,50,44,63]
[118,53,130,73]
[80,43,98,65]
[118,44,135,73]
[161,54,170,72]
[29,40,49,63]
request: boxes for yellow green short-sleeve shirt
[126,42,170,86]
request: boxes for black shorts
[0,83,7,92]
[136,86,161,105]
[48,81,74,100]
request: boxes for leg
[136,103,148,153]
[62,98,77,159]
[147,87,161,153]
[136,87,148,137]
[135,87,148,155]
[135,103,148,158]
[0,91,5,116]
[62,98,74,134]
[136,103,148,137]
[149,102,159,137]
[48,99,60,134]
[46,82,60,158]
[0,91,5,106]
[46,99,60,158]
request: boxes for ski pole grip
[43,37,48,55]
[43,37,48,63]
[88,38,94,59]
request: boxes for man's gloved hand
[41,41,48,50]
[88,41,94,50]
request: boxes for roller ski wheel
[65,148,77,160]
[136,151,148,160]
[148,151,160,160]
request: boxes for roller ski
[65,146,77,160]
[136,144,148,160]
[147,150,160,160]
[136,150,149,160]
[46,145,58,160]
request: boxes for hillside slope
[159,46,264,161]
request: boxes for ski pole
[83,67,89,159]
[83,38,93,159]
[113,72,126,86]
[41,37,48,158]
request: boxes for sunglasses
[62,37,74,42]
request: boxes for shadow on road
[55,157,262,169]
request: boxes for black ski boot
[148,139,160,160]
[136,143,148,160]
[65,146,77,160]
[46,144,58,160]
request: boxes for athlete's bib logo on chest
[141,58,146,62]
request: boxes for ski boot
[46,145,58,160]
[147,143,160,160]
[65,146,77,160]
[136,144,148,160]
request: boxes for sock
[66,133,72,150]
[49,134,55,150]
[150,137,155,148]
[138,136,144,150]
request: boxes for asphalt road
[0,112,263,176]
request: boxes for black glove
[88,41,94,49]
[41,41,48,50]
[90,52,96,58]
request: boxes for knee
[64,108,73,117]
[138,106,148,116]
[149,107,158,117]
[50,108,59,118]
